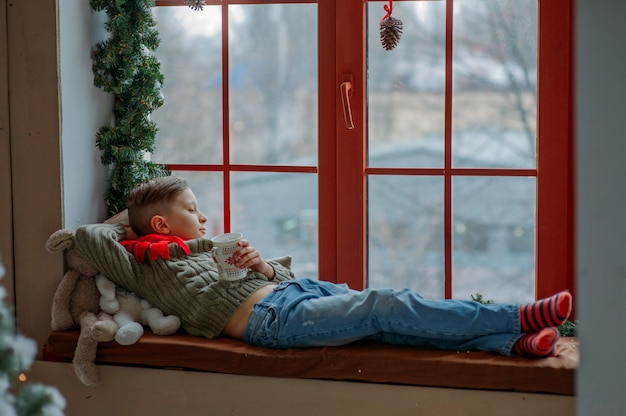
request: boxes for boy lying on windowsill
[75,176,572,358]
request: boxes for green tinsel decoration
[0,263,66,415]
[90,0,170,216]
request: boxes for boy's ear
[150,215,170,234]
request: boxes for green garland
[91,0,170,216]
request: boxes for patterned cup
[210,232,247,281]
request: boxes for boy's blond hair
[126,176,189,236]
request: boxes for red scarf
[120,234,191,263]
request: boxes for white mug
[210,232,247,281]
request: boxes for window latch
[340,74,355,130]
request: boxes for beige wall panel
[29,361,575,416]
[9,0,63,349]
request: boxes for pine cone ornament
[380,16,403,51]
[185,0,205,11]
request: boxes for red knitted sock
[513,327,560,358]
[520,291,572,332]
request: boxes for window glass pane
[231,172,318,279]
[452,0,537,169]
[152,6,223,164]
[171,171,224,236]
[367,1,446,168]
[452,176,536,303]
[229,4,318,166]
[368,176,444,299]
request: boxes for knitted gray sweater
[74,223,295,339]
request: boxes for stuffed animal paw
[91,312,118,342]
[141,301,181,335]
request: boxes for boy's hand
[234,240,275,279]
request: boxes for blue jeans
[243,279,522,356]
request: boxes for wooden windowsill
[43,330,578,396]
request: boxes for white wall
[58,0,111,228]
[576,1,626,414]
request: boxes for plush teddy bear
[46,229,119,387]
[96,273,181,345]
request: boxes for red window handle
[340,75,355,130]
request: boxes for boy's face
[155,188,207,240]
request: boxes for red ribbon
[381,0,394,23]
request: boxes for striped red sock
[513,327,560,358]
[520,291,572,332]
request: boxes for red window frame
[155,0,574,304]
[332,0,574,302]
